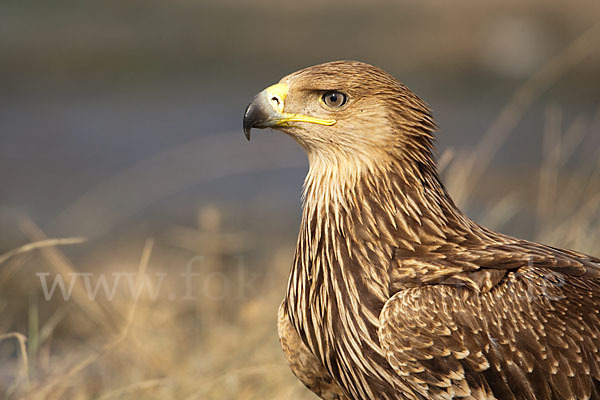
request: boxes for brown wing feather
[278,301,349,400]
[379,266,600,399]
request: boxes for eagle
[243,61,600,400]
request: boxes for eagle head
[243,61,437,166]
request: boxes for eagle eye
[322,91,347,108]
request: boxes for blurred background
[1,0,599,398]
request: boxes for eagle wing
[379,243,600,399]
[278,301,349,400]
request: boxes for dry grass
[0,212,313,399]
[1,23,599,400]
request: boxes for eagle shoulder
[378,265,600,399]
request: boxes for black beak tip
[243,102,253,141]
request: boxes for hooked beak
[243,83,336,141]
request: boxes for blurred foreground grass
[0,209,314,399]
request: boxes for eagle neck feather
[286,149,465,399]
[301,150,460,251]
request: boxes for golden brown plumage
[243,61,600,399]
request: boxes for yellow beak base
[243,83,336,140]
